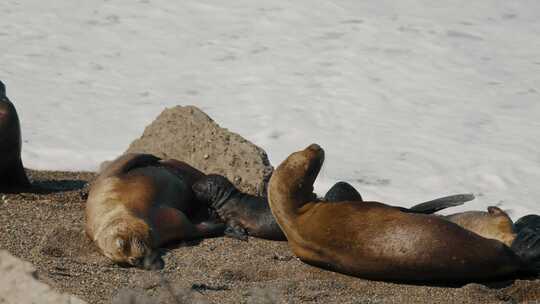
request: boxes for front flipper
[224,222,248,241]
[195,221,226,238]
[407,193,475,214]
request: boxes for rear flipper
[324,181,363,202]
[407,193,475,214]
[511,228,540,274]
[514,214,540,234]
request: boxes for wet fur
[267,144,535,282]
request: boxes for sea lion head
[192,174,238,210]
[274,144,325,198]
[97,218,161,269]
[0,81,5,96]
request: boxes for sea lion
[324,182,515,245]
[0,81,30,192]
[444,207,516,247]
[85,153,224,269]
[324,181,475,214]
[192,176,473,241]
[193,174,286,241]
[267,144,540,282]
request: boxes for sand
[1,170,539,304]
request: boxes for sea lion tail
[514,214,540,234]
[511,228,540,274]
[408,193,475,214]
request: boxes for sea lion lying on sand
[324,181,475,214]
[85,153,224,269]
[0,81,30,192]
[267,144,540,282]
[325,181,517,246]
[192,175,473,241]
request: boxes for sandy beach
[1,170,539,303]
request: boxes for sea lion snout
[306,143,322,152]
[305,143,325,162]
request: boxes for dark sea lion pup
[192,174,286,241]
[0,81,30,192]
[268,144,540,282]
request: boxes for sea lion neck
[268,156,318,219]
[192,175,239,210]
[211,184,237,210]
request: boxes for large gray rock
[126,106,273,196]
[0,250,86,304]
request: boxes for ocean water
[1,0,539,218]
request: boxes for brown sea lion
[192,176,473,242]
[324,181,475,214]
[444,207,516,247]
[324,182,516,245]
[267,144,540,282]
[85,153,224,269]
[0,81,30,192]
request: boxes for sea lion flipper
[408,193,475,214]
[194,221,226,238]
[324,181,363,202]
[224,223,248,241]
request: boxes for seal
[85,153,224,269]
[0,81,30,192]
[267,144,540,282]
[324,181,475,214]
[324,182,515,245]
[193,177,473,241]
[444,207,516,247]
[192,174,286,241]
